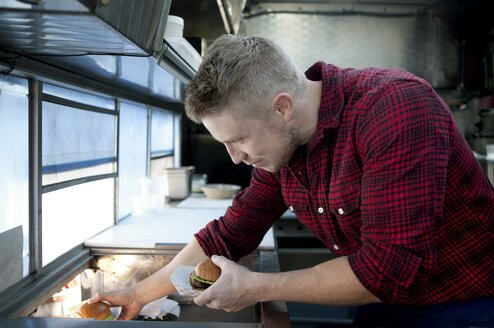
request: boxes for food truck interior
[0,0,493,327]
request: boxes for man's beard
[268,126,301,172]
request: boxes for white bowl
[201,184,241,199]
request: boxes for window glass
[43,83,115,110]
[153,65,181,102]
[42,102,116,185]
[118,101,148,219]
[42,178,114,266]
[151,108,174,157]
[0,75,29,288]
[120,56,151,88]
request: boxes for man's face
[202,108,300,172]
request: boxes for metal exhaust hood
[158,0,248,82]
[0,0,171,56]
[155,39,198,83]
[0,0,201,83]
[0,0,245,83]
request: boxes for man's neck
[297,79,322,145]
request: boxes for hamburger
[77,301,113,320]
[189,258,221,289]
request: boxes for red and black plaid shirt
[195,62,494,305]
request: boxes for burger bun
[77,301,113,320]
[189,258,221,289]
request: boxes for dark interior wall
[181,120,253,189]
[434,0,494,92]
[191,134,253,188]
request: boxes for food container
[191,173,208,193]
[131,194,162,217]
[486,144,494,160]
[201,184,241,199]
[163,166,194,200]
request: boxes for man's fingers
[86,293,101,304]
[194,291,208,307]
[210,254,229,268]
[210,255,236,273]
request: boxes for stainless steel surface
[178,303,260,324]
[0,0,170,55]
[28,79,42,276]
[0,51,185,112]
[0,318,263,327]
[221,0,248,35]
[170,0,246,42]
[85,0,170,54]
[0,244,288,326]
[240,2,459,88]
[0,245,92,318]
[156,40,198,83]
[0,0,196,86]
[84,249,287,328]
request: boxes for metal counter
[88,247,288,328]
[0,318,262,327]
[0,249,288,328]
[14,244,288,328]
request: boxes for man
[91,35,494,327]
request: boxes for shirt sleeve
[195,168,287,261]
[348,80,452,303]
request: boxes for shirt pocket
[281,184,310,220]
[328,179,362,243]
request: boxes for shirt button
[333,244,339,250]
[289,205,294,212]
[338,208,344,215]
[317,207,324,214]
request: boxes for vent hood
[0,0,201,83]
[0,0,170,56]
[156,15,202,83]
[0,0,245,83]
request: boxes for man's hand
[88,287,144,320]
[193,255,261,312]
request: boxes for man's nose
[225,144,246,165]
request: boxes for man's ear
[272,93,293,121]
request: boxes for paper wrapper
[138,297,180,319]
[170,265,203,297]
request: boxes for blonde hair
[185,35,305,123]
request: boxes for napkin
[139,297,180,319]
[170,265,203,297]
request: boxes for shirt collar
[304,61,345,152]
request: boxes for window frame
[40,92,119,193]
[0,56,183,317]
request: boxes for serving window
[0,75,29,292]
[0,74,180,301]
